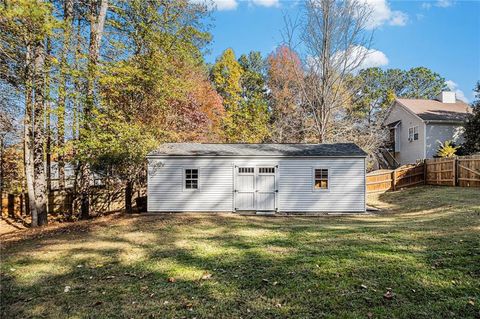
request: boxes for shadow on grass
[1,187,479,318]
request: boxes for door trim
[234,164,278,212]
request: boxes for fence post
[452,157,457,186]
[423,160,427,185]
[392,169,397,191]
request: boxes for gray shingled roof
[147,143,367,157]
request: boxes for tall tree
[267,45,304,142]
[401,67,447,99]
[463,82,480,154]
[96,0,217,211]
[56,0,74,191]
[0,0,56,226]
[32,36,48,225]
[285,0,373,143]
[79,0,109,219]
[237,51,269,142]
[211,48,244,142]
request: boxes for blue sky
[203,0,480,102]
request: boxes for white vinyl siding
[147,157,365,213]
[385,102,426,165]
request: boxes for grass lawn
[1,186,479,318]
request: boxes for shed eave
[146,154,368,159]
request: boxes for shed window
[238,167,254,174]
[314,169,329,190]
[408,126,419,141]
[185,169,198,189]
[259,167,275,174]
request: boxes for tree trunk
[125,180,133,214]
[79,0,108,219]
[45,39,52,196]
[0,135,3,219]
[33,40,48,226]
[24,45,38,227]
[57,0,74,191]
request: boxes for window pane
[314,169,328,189]
[259,167,275,174]
[185,169,199,189]
[239,167,254,174]
[321,180,328,188]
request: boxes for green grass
[1,186,479,318]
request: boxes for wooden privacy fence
[366,163,425,193]
[367,155,480,193]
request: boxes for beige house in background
[383,92,472,166]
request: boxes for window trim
[408,126,419,141]
[312,167,330,192]
[183,167,200,191]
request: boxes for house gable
[384,102,426,165]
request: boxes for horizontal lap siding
[148,159,233,212]
[147,157,366,213]
[278,158,365,212]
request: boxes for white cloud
[249,0,279,7]
[357,47,389,69]
[421,2,432,9]
[421,0,455,10]
[389,11,408,26]
[213,0,238,10]
[319,45,389,73]
[191,0,238,11]
[192,0,280,10]
[446,80,469,103]
[436,0,454,8]
[363,0,408,29]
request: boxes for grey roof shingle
[396,98,472,122]
[147,143,367,157]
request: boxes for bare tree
[284,0,373,143]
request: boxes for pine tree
[463,82,480,154]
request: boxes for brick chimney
[436,91,456,103]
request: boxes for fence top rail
[425,158,455,164]
[367,170,393,176]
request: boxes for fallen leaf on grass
[92,301,102,307]
[367,312,373,318]
[167,277,176,283]
[64,286,71,293]
[468,300,475,306]
[201,273,212,280]
[383,290,394,300]
[360,284,368,289]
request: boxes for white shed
[147,143,367,214]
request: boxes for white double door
[235,166,277,211]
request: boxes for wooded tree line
[0,0,473,226]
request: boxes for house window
[258,167,275,174]
[238,167,254,174]
[314,169,329,190]
[185,169,198,189]
[408,126,419,141]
